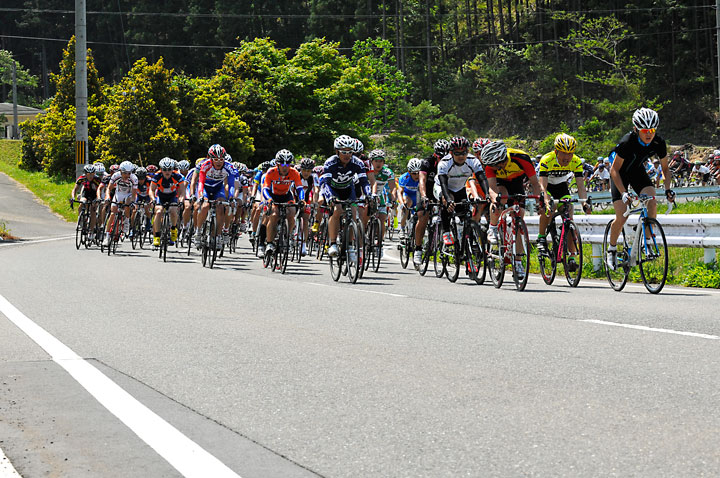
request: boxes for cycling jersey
[75,174,101,199]
[374,166,395,205]
[420,153,443,195]
[109,172,138,195]
[609,131,667,175]
[436,154,484,192]
[538,151,583,185]
[262,166,305,201]
[136,179,150,200]
[152,172,186,195]
[485,149,536,181]
[320,155,370,201]
[398,172,419,206]
[197,160,233,199]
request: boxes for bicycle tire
[371,218,383,273]
[160,212,169,262]
[465,222,486,285]
[106,215,117,256]
[209,216,218,269]
[562,220,583,287]
[329,244,342,282]
[446,222,460,283]
[512,218,531,291]
[539,224,557,285]
[279,219,290,274]
[399,234,410,269]
[317,219,328,260]
[638,217,668,294]
[418,221,434,276]
[345,220,361,284]
[488,222,505,288]
[75,208,85,250]
[602,221,629,291]
[433,224,447,278]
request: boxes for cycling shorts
[155,193,179,206]
[330,186,355,202]
[610,168,653,202]
[496,176,526,207]
[203,184,227,201]
[269,193,294,204]
[403,192,417,208]
[546,182,571,200]
[113,191,133,204]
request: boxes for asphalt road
[1,177,719,477]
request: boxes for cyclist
[296,158,317,255]
[132,167,152,235]
[481,140,542,280]
[436,136,485,247]
[320,135,371,259]
[605,107,675,270]
[398,158,422,244]
[102,161,138,247]
[149,157,187,247]
[71,164,101,240]
[222,154,241,246]
[352,138,376,230]
[590,160,611,191]
[414,139,450,266]
[251,161,272,255]
[263,150,304,257]
[690,160,711,186]
[195,144,232,250]
[369,149,397,242]
[536,134,592,272]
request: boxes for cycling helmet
[300,158,314,170]
[480,140,508,166]
[110,164,119,173]
[597,156,604,162]
[224,153,232,163]
[368,149,386,161]
[260,161,272,172]
[313,165,324,176]
[135,167,147,178]
[195,158,205,168]
[237,163,248,173]
[119,161,134,172]
[407,158,423,172]
[632,107,659,130]
[449,136,470,151]
[83,164,96,174]
[94,163,106,174]
[207,144,226,159]
[334,134,355,150]
[352,138,364,154]
[159,157,175,171]
[434,139,451,155]
[275,149,294,165]
[554,133,578,154]
[146,164,159,174]
[178,160,190,171]
[472,138,491,154]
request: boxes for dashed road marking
[306,281,408,298]
[0,446,22,478]
[0,235,74,248]
[580,319,720,340]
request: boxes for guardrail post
[592,244,602,271]
[704,248,716,264]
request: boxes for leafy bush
[682,262,720,289]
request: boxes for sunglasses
[639,128,656,134]
[277,162,292,166]
[338,150,353,155]
[452,150,468,156]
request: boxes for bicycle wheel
[562,220,583,287]
[106,216,117,256]
[160,214,169,262]
[370,218,383,273]
[446,223,461,283]
[399,235,410,269]
[638,218,668,294]
[317,219,328,260]
[293,221,302,263]
[433,225,447,278]
[418,222,435,276]
[185,217,193,256]
[539,225,557,285]
[386,216,395,241]
[511,218,531,291]
[488,223,506,288]
[465,222,486,285]
[328,240,342,282]
[345,220,361,284]
[75,210,85,250]
[602,221,629,291]
[209,216,218,269]
[278,220,290,274]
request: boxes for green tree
[97,57,187,165]
[0,50,39,103]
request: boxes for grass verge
[0,219,19,240]
[0,140,76,222]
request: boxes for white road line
[580,319,720,340]
[0,235,74,248]
[0,294,241,478]
[307,281,408,298]
[0,446,22,478]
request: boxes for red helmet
[472,138,491,154]
[109,164,120,173]
[207,144,226,160]
[449,136,470,151]
[146,164,159,174]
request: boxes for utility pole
[716,0,720,115]
[75,0,89,179]
[425,0,433,103]
[11,60,18,140]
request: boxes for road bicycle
[155,201,177,262]
[102,201,132,255]
[263,202,294,274]
[363,196,384,273]
[200,199,226,269]
[538,197,590,287]
[435,199,487,284]
[328,199,364,284]
[487,194,539,291]
[397,207,418,270]
[130,200,151,250]
[602,193,669,294]
[70,198,98,250]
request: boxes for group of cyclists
[72,107,681,289]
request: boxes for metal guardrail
[525,214,720,270]
[573,185,720,204]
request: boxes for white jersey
[109,171,138,195]
[436,154,483,192]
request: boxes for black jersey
[609,131,667,175]
[420,153,443,194]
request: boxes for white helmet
[119,161,134,172]
[352,138,364,154]
[93,163,106,174]
[159,157,176,171]
[334,135,354,150]
[275,149,295,165]
[632,107,659,130]
[177,160,190,170]
[480,140,508,166]
[407,158,422,172]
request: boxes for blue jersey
[320,155,370,199]
[227,164,239,198]
[398,172,419,201]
